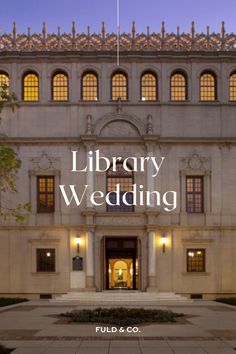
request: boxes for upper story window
[52,71,68,101]
[186,176,204,213]
[187,249,206,272]
[37,176,55,213]
[36,248,56,272]
[229,71,236,101]
[170,72,187,101]
[107,162,134,212]
[23,72,39,101]
[141,72,157,101]
[111,72,128,101]
[200,72,217,101]
[0,72,10,99]
[82,72,98,101]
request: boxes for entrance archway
[104,237,139,290]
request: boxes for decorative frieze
[1,21,235,53]
[181,151,210,171]
[30,152,60,171]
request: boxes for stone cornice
[2,137,236,145]
[1,225,236,231]
[1,52,236,61]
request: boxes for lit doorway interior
[104,237,139,290]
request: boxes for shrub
[0,298,28,308]
[0,345,15,354]
[61,307,183,326]
[215,297,236,306]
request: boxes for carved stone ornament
[86,114,93,135]
[30,152,60,171]
[39,232,49,240]
[147,114,153,135]
[181,151,210,170]
[116,98,122,114]
[0,21,234,53]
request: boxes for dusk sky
[1,0,236,34]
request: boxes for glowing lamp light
[161,234,167,253]
[46,252,51,257]
[75,236,81,253]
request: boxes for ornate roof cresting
[0,21,236,53]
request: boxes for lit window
[229,72,236,101]
[200,72,216,101]
[141,72,157,101]
[171,72,187,101]
[37,249,55,272]
[107,162,134,212]
[187,249,205,272]
[37,176,55,213]
[52,72,68,101]
[186,176,204,213]
[0,72,9,99]
[23,73,39,101]
[111,72,128,101]
[82,72,98,101]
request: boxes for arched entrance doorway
[104,237,139,290]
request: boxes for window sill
[182,272,210,276]
[198,100,219,103]
[21,100,40,103]
[96,211,143,217]
[48,100,70,104]
[78,100,100,103]
[31,272,60,276]
[109,100,129,103]
[139,99,159,103]
[168,100,189,103]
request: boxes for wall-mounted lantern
[75,236,81,253]
[161,233,167,253]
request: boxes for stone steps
[51,291,192,304]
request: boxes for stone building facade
[0,23,236,299]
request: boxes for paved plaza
[0,300,236,353]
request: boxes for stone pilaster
[147,231,157,291]
[86,230,96,291]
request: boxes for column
[146,142,158,291]
[83,141,95,290]
[86,231,95,290]
[85,144,94,208]
[41,62,48,103]
[146,142,155,208]
[147,231,157,290]
[205,170,211,213]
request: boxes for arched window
[141,72,157,101]
[52,71,68,101]
[0,72,9,99]
[170,72,187,101]
[111,72,128,101]
[229,72,236,101]
[200,72,217,101]
[82,72,98,101]
[106,162,134,212]
[23,72,39,101]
